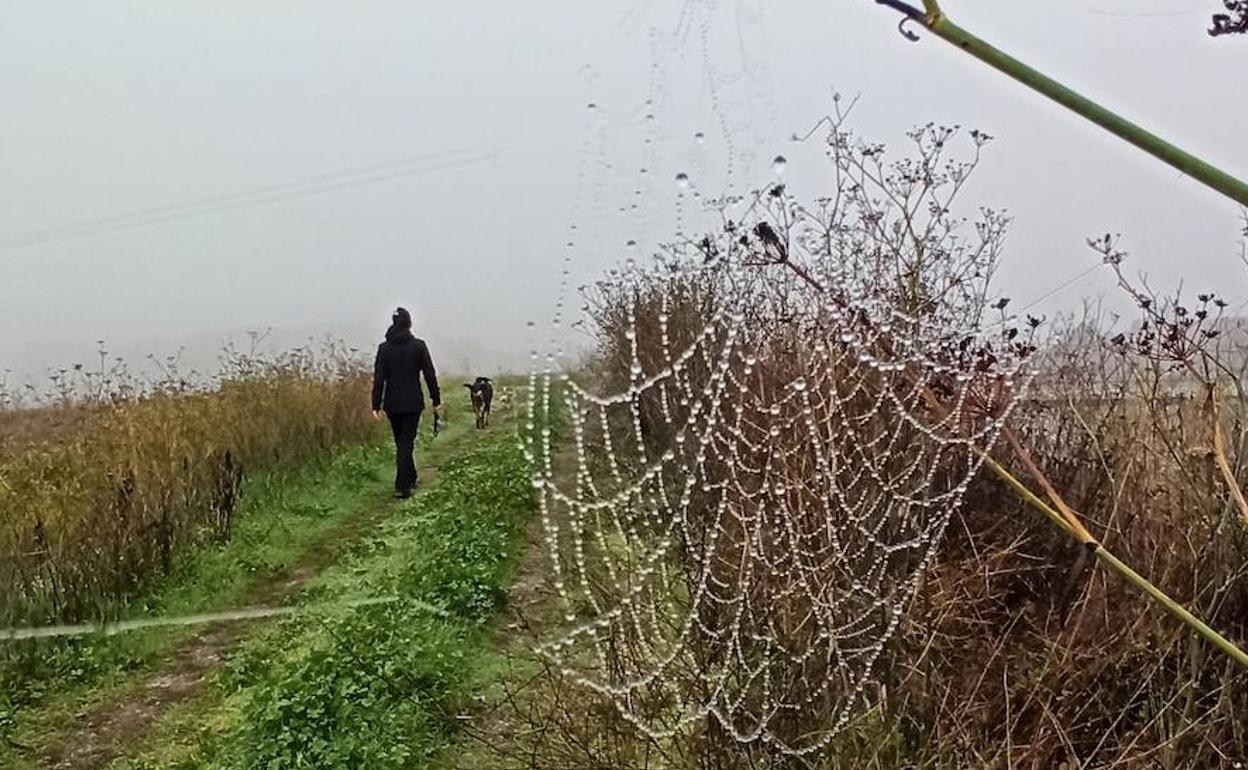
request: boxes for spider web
[520,0,1030,755]
[525,248,1031,755]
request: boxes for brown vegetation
[0,342,371,626]
[470,113,1248,769]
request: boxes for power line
[0,146,499,252]
[1016,262,1103,314]
[979,262,1104,332]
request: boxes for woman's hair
[392,307,412,329]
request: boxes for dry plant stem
[772,256,1248,673]
[979,400,1248,674]
[1000,431,1096,544]
[1207,384,1248,528]
[976,452,1073,539]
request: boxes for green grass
[0,399,480,768]
[102,401,539,769]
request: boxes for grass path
[424,441,596,770]
[78,388,540,770]
[99,394,537,770]
[0,389,522,770]
[39,485,389,770]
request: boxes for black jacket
[372,327,440,414]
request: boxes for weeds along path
[0,392,508,770]
[424,443,574,770]
[422,428,674,770]
[34,388,536,770]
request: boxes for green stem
[1095,547,1248,670]
[984,453,1248,671]
[923,12,1248,207]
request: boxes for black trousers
[386,411,421,493]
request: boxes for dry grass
[874,332,1248,769]
[0,343,372,626]
[479,287,1248,770]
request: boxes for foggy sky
[2,1,1245,385]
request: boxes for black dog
[464,377,493,429]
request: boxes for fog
[2,0,1245,385]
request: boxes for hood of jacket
[384,325,414,344]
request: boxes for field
[2,142,1246,770]
[1,366,541,768]
[4,0,1247,766]
[4,289,1248,770]
[2,319,1247,769]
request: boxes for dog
[464,377,494,429]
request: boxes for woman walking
[371,307,440,498]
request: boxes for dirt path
[38,470,442,770]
